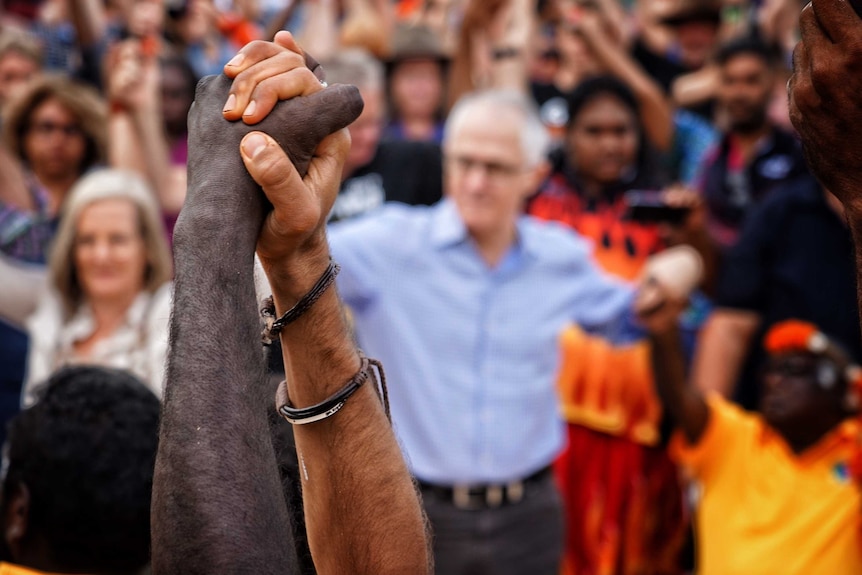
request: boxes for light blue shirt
[329,200,634,484]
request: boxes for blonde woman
[23,169,172,404]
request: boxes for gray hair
[48,169,172,316]
[320,48,384,92]
[443,90,551,168]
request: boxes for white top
[23,283,172,405]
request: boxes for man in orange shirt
[646,314,862,574]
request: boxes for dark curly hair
[3,366,160,573]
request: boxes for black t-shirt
[700,127,809,248]
[715,175,861,409]
[329,139,443,222]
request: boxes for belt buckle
[507,480,525,504]
[453,485,474,510]
[485,485,504,508]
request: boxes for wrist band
[276,355,391,425]
[492,46,522,60]
[261,258,340,345]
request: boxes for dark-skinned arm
[152,34,430,575]
[151,38,367,574]
[650,324,710,445]
[637,280,710,445]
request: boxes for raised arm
[691,309,760,398]
[226,35,430,573]
[789,0,862,322]
[577,7,674,151]
[151,35,429,575]
[637,257,710,444]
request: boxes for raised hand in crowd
[570,3,673,150]
[151,32,430,574]
[105,38,175,214]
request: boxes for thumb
[240,131,321,239]
[241,133,309,210]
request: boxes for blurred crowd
[0,0,858,574]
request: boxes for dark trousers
[420,473,564,575]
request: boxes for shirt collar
[429,199,470,248]
[428,199,541,260]
[759,417,859,465]
[63,291,151,345]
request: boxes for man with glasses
[328,89,647,574]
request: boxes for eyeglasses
[445,155,526,182]
[762,355,819,379]
[27,120,84,139]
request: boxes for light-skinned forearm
[131,102,178,213]
[671,65,720,111]
[691,310,760,398]
[267,244,432,575]
[0,147,32,211]
[298,0,338,63]
[108,112,148,178]
[69,0,106,47]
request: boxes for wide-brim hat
[660,0,722,27]
[386,24,449,68]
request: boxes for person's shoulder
[770,126,804,153]
[757,174,822,213]
[329,202,435,245]
[520,214,595,262]
[150,282,173,309]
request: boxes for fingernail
[226,53,245,67]
[223,93,236,112]
[242,133,267,158]
[243,100,257,116]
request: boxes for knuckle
[253,152,288,188]
[243,40,275,57]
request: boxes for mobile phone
[623,191,690,225]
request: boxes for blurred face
[346,87,384,174]
[760,352,844,433]
[389,59,443,120]
[161,64,194,136]
[23,98,87,180]
[566,95,639,187]
[74,199,148,304]
[444,106,537,240]
[127,0,165,38]
[0,51,39,107]
[719,53,774,133]
[677,20,719,69]
[178,0,216,44]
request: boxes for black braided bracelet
[261,259,340,345]
[276,355,391,425]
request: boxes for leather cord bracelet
[276,354,391,425]
[261,258,340,345]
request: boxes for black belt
[418,466,552,510]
